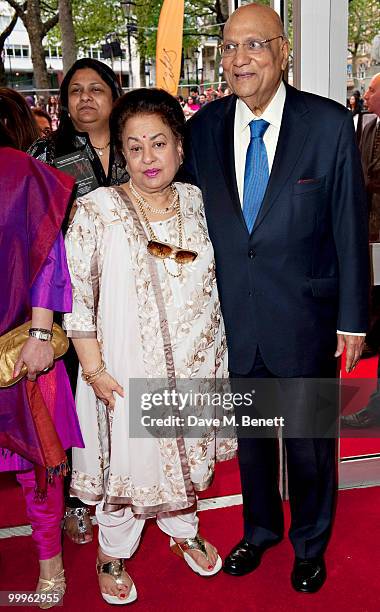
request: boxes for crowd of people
[176,85,231,119]
[20,83,230,135]
[0,1,375,608]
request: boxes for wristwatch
[29,328,53,342]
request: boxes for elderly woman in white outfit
[63,88,235,605]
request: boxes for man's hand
[334,334,365,373]
[13,337,54,381]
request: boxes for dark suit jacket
[360,115,380,192]
[182,83,369,376]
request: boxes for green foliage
[348,0,380,54]
[134,0,161,60]
[48,0,125,50]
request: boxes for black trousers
[63,341,86,508]
[230,349,337,559]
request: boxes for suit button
[248,249,256,259]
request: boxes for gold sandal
[96,558,137,605]
[170,534,222,576]
[63,507,93,544]
[36,569,65,609]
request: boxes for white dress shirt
[233,81,364,337]
[234,81,286,205]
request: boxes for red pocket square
[297,178,318,184]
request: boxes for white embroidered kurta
[64,183,235,516]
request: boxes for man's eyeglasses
[219,36,284,57]
[147,240,198,264]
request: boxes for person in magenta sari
[0,130,83,608]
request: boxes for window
[204,46,216,59]
[358,63,367,79]
[90,48,101,60]
[6,48,13,57]
[22,46,29,58]
[14,46,22,57]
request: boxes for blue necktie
[243,119,270,233]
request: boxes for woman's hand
[14,337,54,381]
[91,371,124,409]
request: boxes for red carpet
[1,356,379,609]
[341,353,380,457]
[0,458,242,529]
[0,473,27,528]
[0,486,379,611]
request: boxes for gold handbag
[0,322,69,388]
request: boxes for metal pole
[127,25,133,89]
[8,51,13,87]
[186,60,190,95]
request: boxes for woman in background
[29,58,128,204]
[183,95,200,120]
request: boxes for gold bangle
[81,361,106,385]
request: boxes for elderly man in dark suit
[342,73,380,428]
[182,2,368,593]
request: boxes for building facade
[0,1,141,94]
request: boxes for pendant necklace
[129,181,184,278]
[93,141,110,157]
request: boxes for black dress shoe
[341,406,380,429]
[223,540,265,576]
[291,557,326,593]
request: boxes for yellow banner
[156,0,184,95]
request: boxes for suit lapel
[253,84,310,233]
[367,118,379,172]
[212,96,247,231]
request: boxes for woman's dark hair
[58,58,122,127]
[0,87,40,151]
[33,107,53,127]
[110,88,186,157]
[348,94,361,115]
[52,58,122,154]
[0,121,16,148]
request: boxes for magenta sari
[0,148,83,485]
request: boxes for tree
[4,0,59,89]
[348,0,380,79]
[58,0,125,50]
[58,0,76,74]
[0,7,18,86]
